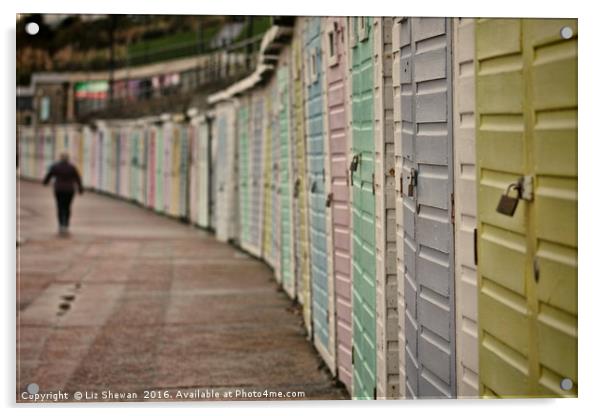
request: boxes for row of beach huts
[18,17,577,399]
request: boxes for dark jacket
[43,161,84,193]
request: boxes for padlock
[326,192,334,207]
[496,183,521,216]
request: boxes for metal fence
[75,34,264,121]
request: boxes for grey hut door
[398,17,456,399]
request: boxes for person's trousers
[54,190,75,228]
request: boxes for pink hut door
[325,17,353,390]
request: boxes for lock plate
[407,168,417,197]
[350,155,359,171]
[349,154,360,186]
[496,194,519,216]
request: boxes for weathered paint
[305,16,335,374]
[324,16,352,391]
[372,17,399,399]
[475,18,577,398]
[452,17,479,398]
[350,16,377,400]
[291,18,312,335]
[397,17,456,399]
[278,59,296,298]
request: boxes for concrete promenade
[17,180,348,402]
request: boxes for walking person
[43,153,84,235]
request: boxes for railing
[75,33,264,121]
[126,33,264,68]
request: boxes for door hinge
[520,175,534,201]
[473,228,478,266]
[372,173,375,195]
[373,387,377,400]
[533,257,540,283]
[351,345,354,365]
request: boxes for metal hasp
[349,153,360,185]
[325,192,333,207]
[407,168,417,197]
